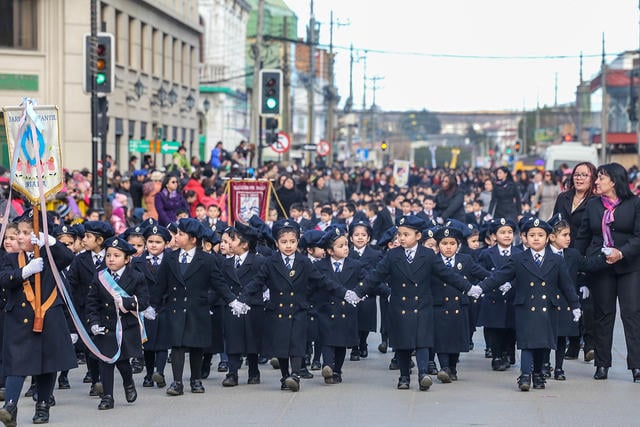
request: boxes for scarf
[601,195,620,247]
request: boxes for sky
[285,0,639,112]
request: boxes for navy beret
[351,211,368,224]
[83,221,115,238]
[377,226,398,248]
[547,213,567,228]
[444,218,472,238]
[166,222,178,234]
[52,224,78,238]
[14,209,54,231]
[319,225,348,249]
[396,215,426,231]
[518,215,535,231]
[71,223,85,237]
[520,217,552,234]
[434,225,464,242]
[104,236,137,256]
[234,222,260,244]
[121,225,146,241]
[299,229,325,251]
[140,217,158,229]
[272,219,301,238]
[142,224,172,242]
[348,220,372,236]
[201,227,221,246]
[489,217,517,234]
[178,218,204,239]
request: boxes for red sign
[270,131,290,154]
[227,180,272,225]
[317,139,331,157]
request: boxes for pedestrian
[154,174,189,226]
[0,210,77,425]
[489,167,521,222]
[532,170,561,220]
[87,236,150,410]
[475,217,581,391]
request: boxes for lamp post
[168,88,177,107]
[134,78,144,99]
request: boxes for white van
[544,143,599,171]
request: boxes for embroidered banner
[227,179,272,225]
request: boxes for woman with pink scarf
[575,163,640,382]
[154,175,189,226]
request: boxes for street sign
[160,140,181,154]
[356,148,369,161]
[270,131,290,154]
[302,144,317,151]
[129,139,150,153]
[317,139,331,157]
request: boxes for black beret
[234,222,260,245]
[142,224,172,242]
[489,217,517,234]
[520,217,552,234]
[166,222,179,234]
[299,229,325,251]
[396,215,426,231]
[348,220,372,236]
[434,226,464,242]
[201,227,221,246]
[121,225,146,241]
[104,236,137,256]
[52,224,77,238]
[178,218,204,238]
[83,221,115,238]
[319,225,348,249]
[272,219,301,238]
[444,218,472,238]
[377,226,398,248]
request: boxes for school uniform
[349,245,382,358]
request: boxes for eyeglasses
[169,180,177,184]
[573,173,591,179]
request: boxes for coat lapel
[166,250,185,285]
[183,250,206,280]
[521,249,546,280]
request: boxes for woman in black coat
[489,167,521,222]
[435,174,465,222]
[275,176,304,218]
[574,163,640,382]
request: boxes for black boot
[124,383,137,403]
[0,402,17,427]
[541,362,552,378]
[517,374,531,391]
[131,357,144,374]
[32,401,50,424]
[427,361,438,375]
[532,373,546,389]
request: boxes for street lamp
[186,93,195,111]
[157,85,167,107]
[168,88,177,106]
[134,78,144,99]
[203,98,210,114]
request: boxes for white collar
[236,251,248,265]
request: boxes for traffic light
[259,69,282,116]
[380,141,388,151]
[84,33,114,94]
[514,140,522,154]
[265,118,279,145]
[505,146,512,155]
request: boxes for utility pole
[346,43,354,160]
[368,75,384,156]
[282,16,291,163]
[522,100,527,155]
[360,51,368,149]
[637,1,640,165]
[89,0,102,210]
[306,0,316,167]
[326,10,335,166]
[600,33,608,166]
[251,0,264,167]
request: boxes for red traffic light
[97,44,106,56]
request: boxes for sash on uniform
[97,270,148,344]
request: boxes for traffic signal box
[83,33,114,94]
[380,141,388,151]
[259,69,282,116]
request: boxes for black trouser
[170,347,203,383]
[87,354,100,384]
[591,271,640,369]
[520,348,547,375]
[99,359,133,397]
[397,348,429,377]
[321,346,346,374]
[278,357,303,379]
[484,327,514,361]
[5,373,55,405]
[555,337,567,370]
[437,353,460,370]
[229,353,259,378]
[143,349,168,378]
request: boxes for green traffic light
[95,72,106,85]
[265,97,277,110]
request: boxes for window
[0,0,37,49]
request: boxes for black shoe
[397,376,410,390]
[0,402,17,427]
[469,342,474,351]
[47,396,55,407]
[509,354,516,365]
[217,361,228,372]
[450,368,458,381]
[304,355,311,367]
[201,363,211,380]
[492,358,507,371]
[378,341,388,354]
[269,358,280,370]
[123,383,137,403]
[152,372,166,388]
[584,349,595,363]
[632,368,640,383]
[418,374,433,391]
[247,375,261,385]
[299,367,314,379]
[142,376,154,387]
[532,373,546,389]
[333,373,343,383]
[310,360,322,371]
[427,361,438,375]
[24,384,36,397]
[280,377,289,391]
[389,358,399,370]
[166,381,184,396]
[554,368,566,381]
[484,348,493,358]
[97,395,114,410]
[82,372,92,384]
[131,357,144,374]
[222,373,238,387]
[58,376,70,390]
[517,374,531,391]
[190,379,205,393]
[89,382,103,397]
[284,374,300,392]
[350,350,360,361]
[322,365,334,384]
[258,355,268,365]
[32,401,49,424]
[437,368,452,383]
[541,363,552,378]
[593,366,608,380]
[360,346,368,359]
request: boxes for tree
[398,109,441,141]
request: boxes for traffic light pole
[89,0,102,211]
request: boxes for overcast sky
[285,0,639,112]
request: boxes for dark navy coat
[67,250,105,328]
[87,266,149,360]
[478,249,580,349]
[349,245,382,332]
[0,243,77,376]
[358,246,472,350]
[239,252,347,358]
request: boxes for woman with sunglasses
[154,175,189,226]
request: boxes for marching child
[87,236,149,410]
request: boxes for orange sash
[18,252,57,332]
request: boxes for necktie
[534,253,542,267]
[181,252,188,264]
[558,250,564,258]
[406,250,414,264]
[501,250,509,257]
[152,256,159,267]
[333,261,341,273]
[94,254,102,267]
[285,257,292,270]
[445,257,453,268]
[235,257,241,269]
[112,273,120,282]
[27,253,33,262]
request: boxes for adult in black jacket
[275,176,304,219]
[575,163,640,382]
[435,174,465,222]
[489,167,521,222]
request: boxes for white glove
[141,306,157,320]
[579,286,590,299]
[229,299,251,317]
[572,308,582,322]
[436,217,444,225]
[467,285,483,299]
[22,257,44,279]
[344,290,361,306]
[30,232,55,248]
[70,333,78,344]
[91,325,106,335]
[113,295,126,313]
[262,289,270,302]
[499,282,512,295]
